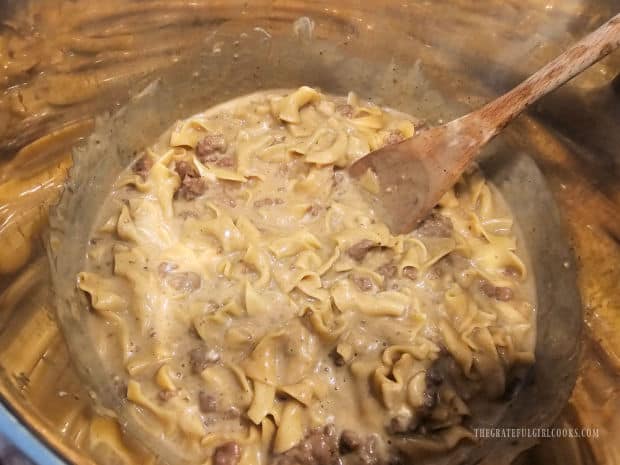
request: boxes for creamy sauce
[78,87,535,465]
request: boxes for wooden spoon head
[349,120,484,234]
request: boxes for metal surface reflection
[0,1,618,464]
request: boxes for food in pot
[78,87,535,464]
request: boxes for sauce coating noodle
[79,87,535,465]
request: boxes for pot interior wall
[0,1,618,464]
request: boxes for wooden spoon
[349,13,620,234]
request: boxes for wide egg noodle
[77,87,536,464]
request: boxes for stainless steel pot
[0,1,618,464]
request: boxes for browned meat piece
[427,265,443,280]
[158,390,176,402]
[422,389,438,412]
[352,275,374,291]
[189,347,220,374]
[480,280,514,301]
[425,365,443,386]
[377,263,397,278]
[213,442,241,465]
[166,271,201,292]
[179,176,207,200]
[336,104,354,118]
[254,198,285,208]
[416,212,453,237]
[132,155,153,178]
[307,204,322,216]
[347,240,376,261]
[403,359,451,435]
[274,425,339,465]
[173,160,207,200]
[402,266,418,281]
[339,430,361,454]
[200,153,235,167]
[195,134,234,167]
[495,286,514,301]
[222,406,241,420]
[175,160,199,179]
[214,157,234,168]
[421,367,442,413]
[196,134,227,159]
[198,391,217,413]
[480,280,497,298]
[383,130,404,146]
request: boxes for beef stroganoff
[78,87,535,465]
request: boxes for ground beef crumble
[254,197,285,208]
[401,266,418,281]
[198,391,217,413]
[179,176,207,200]
[480,279,514,301]
[377,263,397,278]
[416,212,453,237]
[347,240,377,261]
[339,430,361,454]
[158,390,176,402]
[189,347,220,374]
[213,442,241,465]
[352,275,374,291]
[175,160,198,179]
[273,425,339,465]
[132,155,153,178]
[196,134,227,158]
[195,134,234,167]
[174,160,207,200]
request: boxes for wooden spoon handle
[478,13,620,131]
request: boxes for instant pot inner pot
[49,39,580,465]
[3,1,613,464]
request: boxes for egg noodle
[79,87,535,465]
